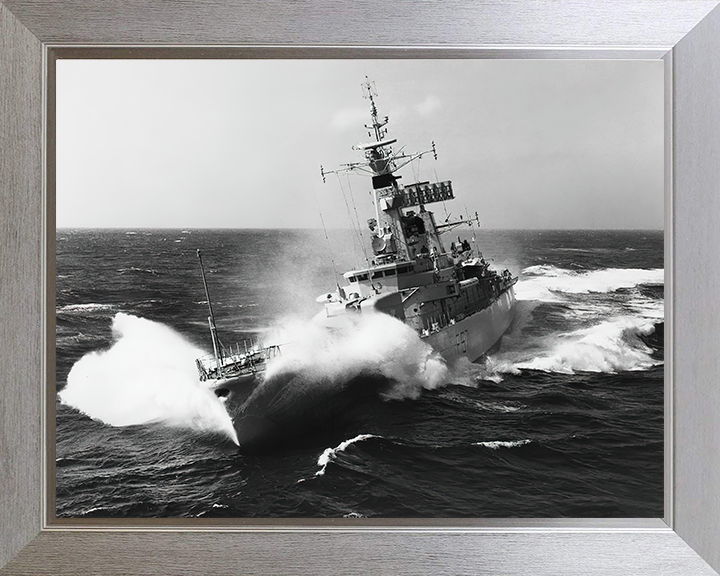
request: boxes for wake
[471,265,664,377]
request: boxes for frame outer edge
[2,531,720,576]
[0,1,43,570]
[671,3,720,573]
[1,0,719,46]
[1,1,720,575]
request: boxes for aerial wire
[336,173,370,266]
[311,184,341,291]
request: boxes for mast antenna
[362,77,388,142]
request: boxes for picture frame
[2,1,719,574]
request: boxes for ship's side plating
[425,287,515,363]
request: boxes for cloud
[330,107,370,131]
[416,95,441,116]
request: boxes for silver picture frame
[2,1,719,574]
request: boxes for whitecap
[315,434,376,476]
[512,316,661,374]
[57,303,115,313]
[515,266,664,302]
[474,439,531,450]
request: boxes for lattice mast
[322,78,455,262]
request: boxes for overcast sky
[56,59,663,230]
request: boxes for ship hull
[209,372,260,403]
[226,370,389,452]
[424,286,516,363]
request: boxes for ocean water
[55,228,664,518]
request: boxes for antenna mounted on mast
[361,76,377,102]
[362,76,388,142]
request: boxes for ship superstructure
[318,78,517,363]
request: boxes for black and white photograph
[55,59,664,519]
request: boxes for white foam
[515,266,664,302]
[626,296,665,321]
[315,434,376,476]
[264,311,449,400]
[474,439,531,450]
[59,313,238,444]
[57,303,115,313]
[509,316,660,374]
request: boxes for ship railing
[195,343,282,381]
[196,354,262,381]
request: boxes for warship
[195,79,518,449]
[316,78,517,363]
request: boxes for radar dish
[371,236,386,253]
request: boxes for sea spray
[262,311,449,400]
[59,313,238,443]
[219,312,450,450]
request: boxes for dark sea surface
[56,228,664,518]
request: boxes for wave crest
[516,266,663,302]
[315,434,377,476]
[492,317,661,375]
[474,439,531,450]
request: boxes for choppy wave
[491,316,661,375]
[474,439,531,450]
[516,265,664,302]
[315,434,377,476]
